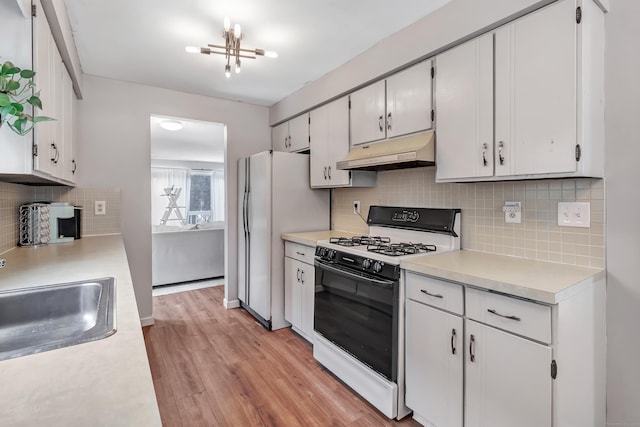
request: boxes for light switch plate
[557,202,590,228]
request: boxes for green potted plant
[0,60,54,136]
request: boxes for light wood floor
[143,286,421,427]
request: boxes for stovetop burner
[329,236,391,246]
[366,242,437,257]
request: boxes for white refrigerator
[238,150,329,330]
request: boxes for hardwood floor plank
[144,286,421,427]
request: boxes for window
[151,167,225,226]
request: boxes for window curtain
[211,170,225,221]
[150,167,188,226]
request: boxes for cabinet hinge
[575,144,582,161]
[551,360,558,379]
[431,109,435,122]
[576,6,582,24]
[32,143,38,157]
[431,66,435,79]
[31,4,36,17]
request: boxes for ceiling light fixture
[160,120,183,131]
[185,17,278,78]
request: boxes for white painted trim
[224,298,240,309]
[140,316,154,327]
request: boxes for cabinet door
[406,300,463,427]
[435,34,494,181]
[50,50,64,179]
[350,80,386,146]
[288,113,310,152]
[284,257,297,324]
[325,97,351,186]
[272,122,289,152]
[61,68,75,182]
[465,320,552,427]
[309,104,329,187]
[299,262,315,340]
[495,0,577,177]
[386,61,432,139]
[32,0,54,176]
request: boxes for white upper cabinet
[309,97,376,188]
[272,114,310,153]
[435,34,494,181]
[350,60,433,146]
[436,0,604,182]
[386,61,433,139]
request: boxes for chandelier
[186,17,278,78]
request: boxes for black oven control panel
[315,246,400,281]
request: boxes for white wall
[604,1,640,425]
[76,75,270,322]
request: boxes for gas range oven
[312,206,461,420]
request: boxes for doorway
[149,114,226,296]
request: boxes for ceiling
[64,0,450,106]
[150,115,225,163]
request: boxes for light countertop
[401,250,605,304]
[0,235,161,426]
[281,230,358,247]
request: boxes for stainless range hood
[336,131,435,171]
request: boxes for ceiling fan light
[160,120,183,131]
[234,23,242,38]
[224,16,230,32]
[185,46,200,54]
[225,64,231,78]
[235,59,241,74]
[264,50,278,58]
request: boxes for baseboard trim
[224,298,240,309]
[140,316,155,327]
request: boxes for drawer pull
[296,251,305,256]
[420,289,443,299]
[451,329,457,355]
[296,268,301,282]
[469,334,476,362]
[487,308,521,322]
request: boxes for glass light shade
[224,17,230,31]
[185,46,200,54]
[234,23,242,38]
[160,120,183,131]
[235,59,241,74]
[225,64,231,78]
[264,50,278,58]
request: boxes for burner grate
[329,236,391,247]
[366,242,437,257]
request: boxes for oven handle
[314,260,396,288]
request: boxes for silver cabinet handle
[328,166,331,179]
[387,112,392,131]
[296,251,305,256]
[284,136,288,148]
[72,159,77,174]
[300,269,305,284]
[324,166,327,180]
[469,334,476,362]
[296,268,301,282]
[498,141,505,165]
[378,115,384,132]
[420,289,443,298]
[451,329,457,355]
[482,143,488,166]
[487,308,521,321]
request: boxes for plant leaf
[20,69,35,79]
[27,96,43,109]
[13,118,27,133]
[0,93,10,107]
[1,104,17,118]
[32,116,55,123]
[1,62,15,74]
[10,102,23,113]
[6,80,20,91]
[3,67,21,76]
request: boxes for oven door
[314,259,399,381]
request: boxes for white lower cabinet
[404,270,605,427]
[464,320,552,427]
[284,242,315,343]
[406,300,463,427]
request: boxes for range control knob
[362,259,372,269]
[327,250,337,260]
[373,262,383,273]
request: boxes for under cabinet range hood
[336,131,435,171]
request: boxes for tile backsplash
[332,167,605,268]
[0,183,121,254]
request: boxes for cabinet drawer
[406,272,464,315]
[466,287,551,343]
[285,242,315,264]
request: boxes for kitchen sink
[0,277,117,361]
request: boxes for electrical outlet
[95,200,106,216]
[502,201,522,224]
[557,202,590,228]
[353,201,361,215]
